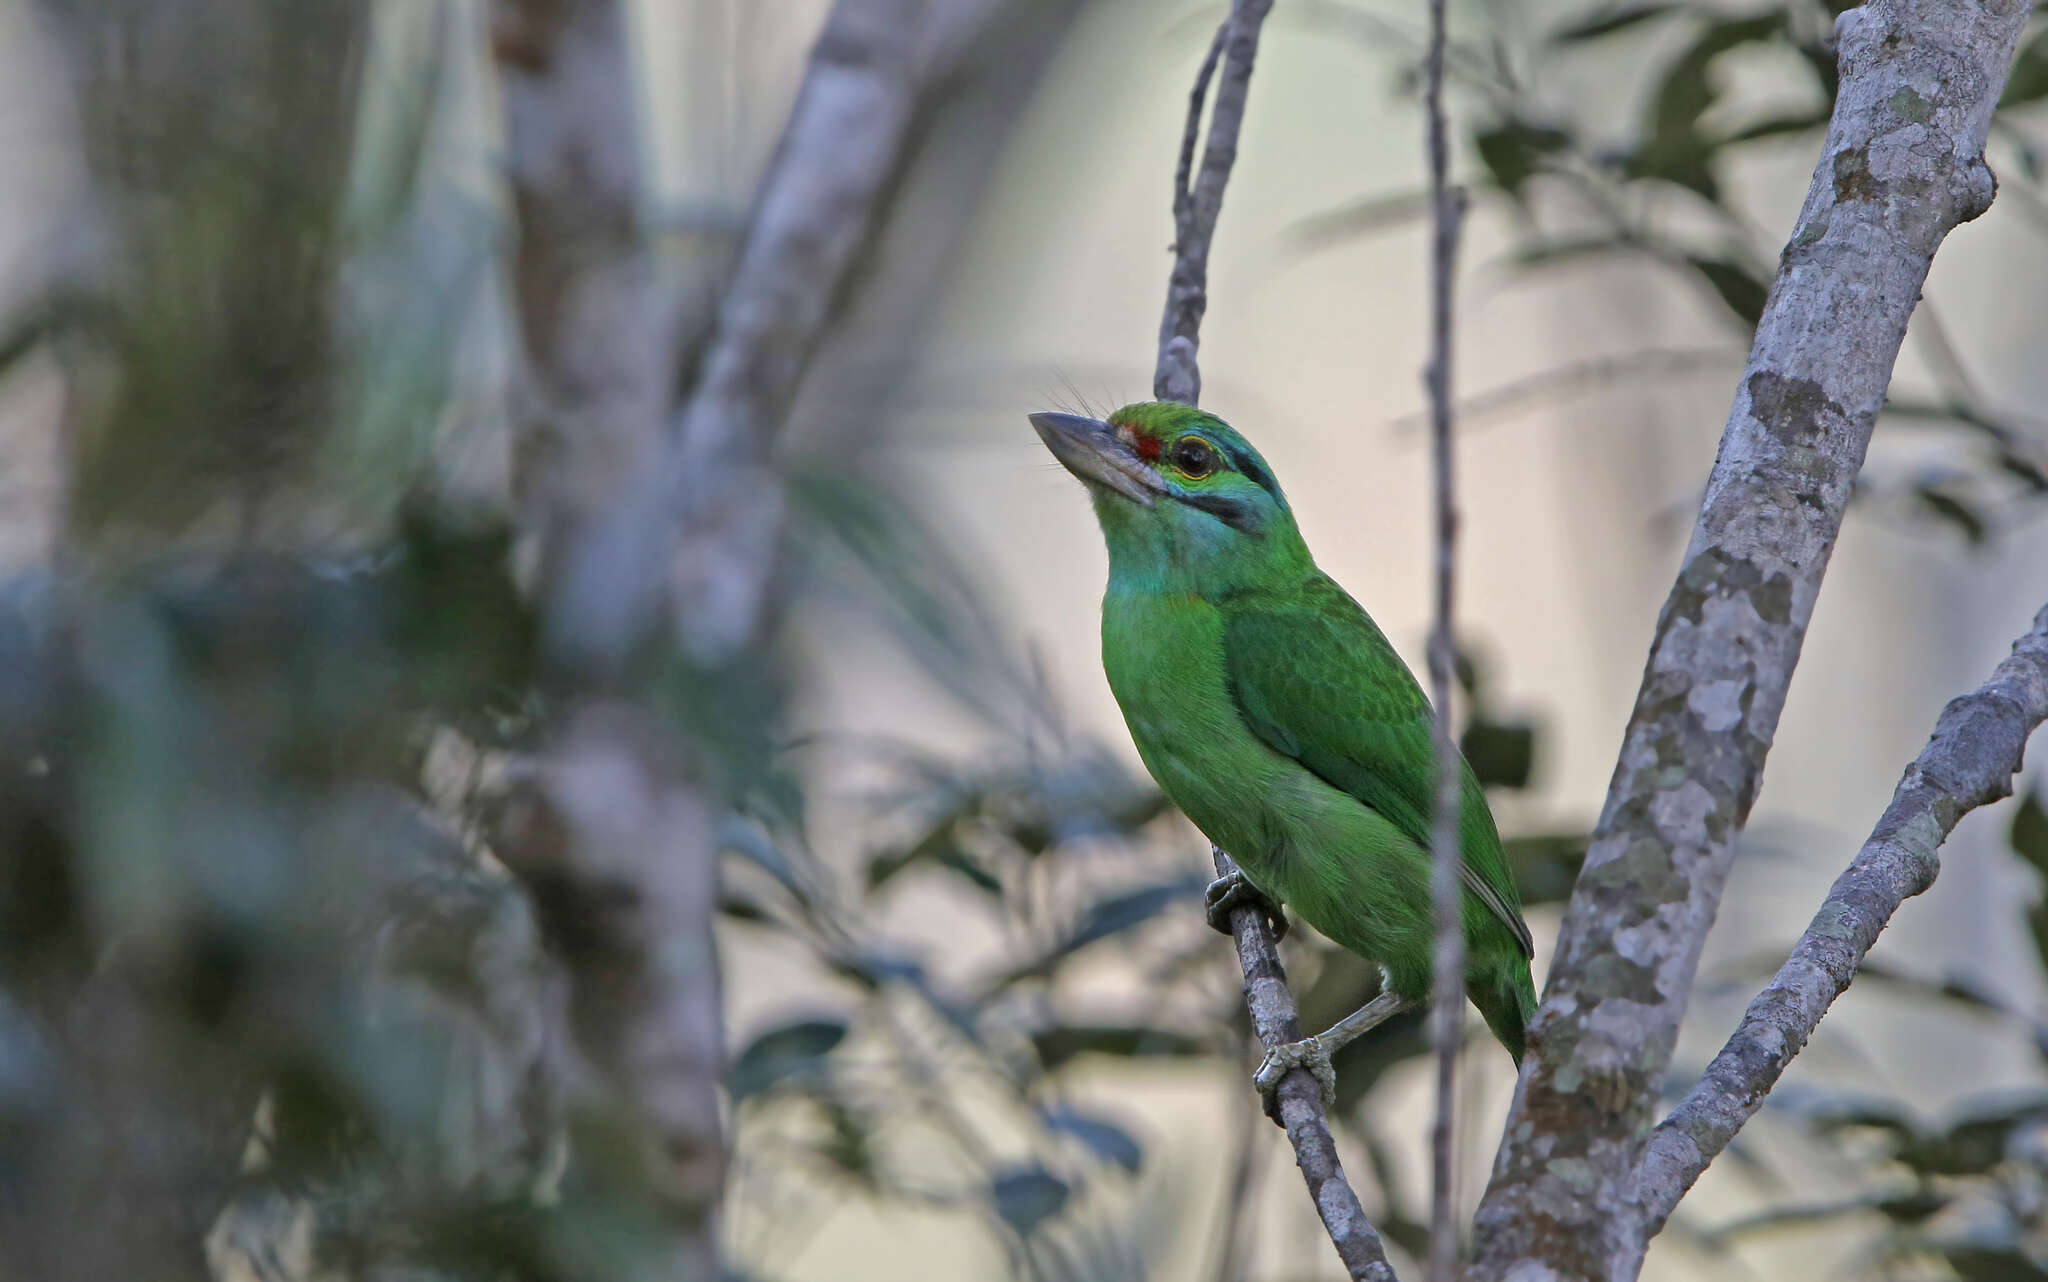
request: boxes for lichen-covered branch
[1469,5,2034,1279]
[1155,0,1273,405]
[1153,3,1397,1276]
[1628,602,2048,1253]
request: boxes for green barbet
[1030,402,1536,1112]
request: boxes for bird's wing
[1222,575,1533,958]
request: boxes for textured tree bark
[1469,4,2035,1280]
[491,3,725,1275]
[1629,603,2048,1257]
[669,0,939,663]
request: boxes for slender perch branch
[1213,849,1400,1282]
[1629,603,2048,1246]
[1152,3,1398,1277]
[1418,0,1466,1273]
[1469,5,2033,1277]
[1155,0,1272,406]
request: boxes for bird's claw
[1253,1035,1337,1124]
[1204,870,1286,940]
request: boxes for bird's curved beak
[1029,412,1162,505]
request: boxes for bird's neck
[1093,493,1315,601]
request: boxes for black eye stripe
[1218,442,1280,500]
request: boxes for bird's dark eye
[1170,436,1218,479]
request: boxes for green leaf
[1917,484,1990,546]
[990,1166,1069,1236]
[1462,717,1536,790]
[1500,833,1588,905]
[2013,789,2048,873]
[1998,451,2048,493]
[1719,110,1832,145]
[1475,120,1573,199]
[1039,1106,1144,1173]
[1065,878,1201,952]
[1684,256,1770,326]
[1627,14,1785,200]
[1900,1094,2048,1176]
[731,1018,847,1100]
[2001,31,2048,107]
[1550,2,1682,43]
[1031,1024,1207,1071]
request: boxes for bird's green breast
[1100,589,1284,864]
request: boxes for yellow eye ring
[1170,435,1218,479]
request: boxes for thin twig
[1631,602,2048,1236]
[1212,848,1401,1282]
[1152,5,1396,1277]
[1419,0,1465,1275]
[1155,0,1274,405]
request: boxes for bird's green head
[1030,402,1310,593]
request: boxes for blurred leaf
[1999,451,2048,492]
[1462,717,1536,790]
[1721,109,1832,145]
[1550,3,1682,42]
[792,469,1038,728]
[1917,484,1990,545]
[731,1018,847,1100]
[1287,189,1435,251]
[1476,119,1573,199]
[1065,878,1202,952]
[1852,958,2021,1018]
[1501,832,1588,904]
[990,1165,1069,1237]
[821,1099,876,1184]
[722,819,812,903]
[1872,1186,1948,1226]
[866,797,990,897]
[1627,14,1783,200]
[2012,789,2048,873]
[1031,1024,1206,1071]
[1039,1106,1144,1173]
[1685,255,1770,326]
[1515,235,1632,271]
[2002,30,2048,107]
[1332,1005,1430,1114]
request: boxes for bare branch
[1628,602,2048,1251]
[670,0,940,663]
[1418,0,1467,1275]
[1150,2,1398,1276]
[1213,847,1401,1282]
[1470,4,2035,1278]
[1155,0,1273,405]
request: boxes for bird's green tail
[1470,961,1539,1067]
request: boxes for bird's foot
[1253,1035,1336,1124]
[1204,870,1286,940]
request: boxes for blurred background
[3,1,2048,1280]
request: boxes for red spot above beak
[1133,433,1163,463]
